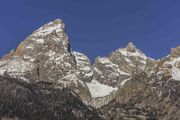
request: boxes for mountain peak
[0,19,75,82]
[0,19,180,119]
[32,19,65,37]
[126,42,137,52]
[14,19,70,56]
[171,45,180,56]
[43,19,64,29]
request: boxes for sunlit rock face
[93,42,155,87]
[156,45,180,81]
[0,19,76,82]
[0,19,180,119]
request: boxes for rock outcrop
[0,19,179,120]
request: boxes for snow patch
[94,67,102,74]
[86,80,118,98]
[118,49,147,60]
[97,57,130,75]
[23,55,35,62]
[120,79,130,85]
[0,58,35,76]
[58,73,79,87]
[165,57,180,66]
[33,21,63,37]
[97,57,112,64]
[73,51,93,78]
[26,44,34,49]
[73,51,91,65]
[36,38,44,44]
[46,51,56,59]
[97,57,119,68]
[0,69,6,75]
[172,67,180,81]
[117,69,130,75]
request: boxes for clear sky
[0,0,180,62]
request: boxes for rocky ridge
[0,19,179,119]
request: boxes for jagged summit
[0,20,179,119]
[0,19,74,82]
[126,42,137,52]
[171,45,180,56]
[32,19,65,37]
[124,42,146,56]
[14,19,70,57]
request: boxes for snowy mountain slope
[0,19,179,115]
[0,19,75,82]
[0,19,118,108]
[73,51,93,82]
[93,42,155,87]
[158,45,180,81]
[86,79,118,98]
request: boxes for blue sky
[0,0,180,61]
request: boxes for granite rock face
[99,72,180,120]
[0,19,180,120]
[1,19,76,82]
[93,42,154,87]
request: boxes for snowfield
[86,79,118,98]
[172,67,180,81]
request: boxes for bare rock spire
[126,42,136,52]
[0,19,75,82]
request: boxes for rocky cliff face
[99,72,180,120]
[93,42,154,87]
[0,19,92,105]
[0,19,75,82]
[0,19,179,120]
